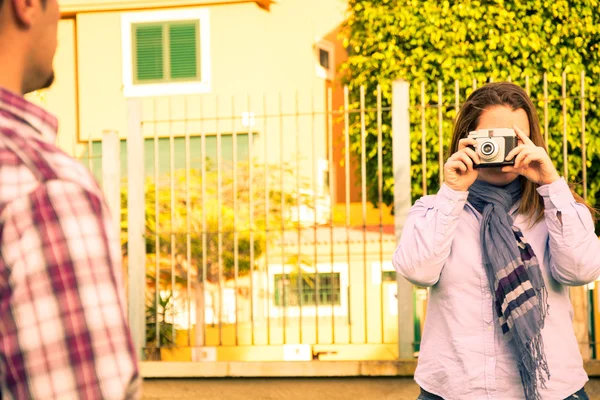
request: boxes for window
[314,39,335,81]
[274,273,341,307]
[122,9,211,97]
[382,271,396,282]
[81,133,253,185]
[319,48,330,70]
[133,21,200,84]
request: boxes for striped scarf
[468,179,550,400]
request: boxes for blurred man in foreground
[0,0,140,398]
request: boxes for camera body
[467,128,518,168]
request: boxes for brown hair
[450,82,595,224]
[0,0,48,9]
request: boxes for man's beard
[40,71,55,90]
[23,71,55,95]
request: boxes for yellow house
[33,0,394,221]
[39,1,337,151]
[27,0,409,364]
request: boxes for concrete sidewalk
[142,378,600,399]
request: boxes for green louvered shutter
[169,22,200,81]
[134,24,164,82]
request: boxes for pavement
[142,377,600,399]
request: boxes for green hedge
[340,0,600,216]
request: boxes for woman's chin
[477,168,520,187]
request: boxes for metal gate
[80,74,600,376]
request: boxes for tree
[340,0,600,215]
[120,159,316,354]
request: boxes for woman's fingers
[447,160,468,173]
[505,144,526,161]
[463,147,481,165]
[458,138,477,150]
[513,125,534,145]
[515,147,544,169]
[450,152,474,171]
[513,149,530,169]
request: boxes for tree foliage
[341,0,600,213]
[121,160,314,284]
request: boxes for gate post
[127,99,146,360]
[392,80,415,359]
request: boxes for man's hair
[0,0,49,9]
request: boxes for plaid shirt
[0,88,140,399]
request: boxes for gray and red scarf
[468,179,550,400]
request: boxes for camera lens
[481,142,495,155]
[479,140,498,160]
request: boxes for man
[0,0,140,398]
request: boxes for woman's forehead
[477,106,531,136]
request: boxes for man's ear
[10,0,35,28]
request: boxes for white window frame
[267,263,348,317]
[314,39,335,81]
[121,9,211,98]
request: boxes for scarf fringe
[516,286,551,400]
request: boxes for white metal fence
[80,73,600,372]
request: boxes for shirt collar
[0,87,58,143]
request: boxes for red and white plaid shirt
[0,88,140,399]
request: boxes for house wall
[36,1,344,165]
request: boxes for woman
[393,82,600,400]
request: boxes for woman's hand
[444,138,480,192]
[501,126,561,185]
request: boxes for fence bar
[544,73,549,150]
[279,93,287,344]
[248,94,255,346]
[525,76,530,97]
[360,86,368,344]
[472,78,477,91]
[327,87,335,344]
[126,99,145,359]
[216,97,224,346]
[87,135,93,172]
[184,98,192,347]
[144,110,402,127]
[581,71,587,201]
[376,85,384,343]
[169,98,177,347]
[343,85,352,343]
[263,93,271,345]
[562,71,568,179]
[507,76,512,83]
[295,91,303,344]
[392,80,415,359]
[232,96,239,345]
[153,99,160,350]
[311,90,319,344]
[437,81,443,186]
[420,82,427,195]
[200,97,208,347]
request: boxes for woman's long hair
[450,82,594,224]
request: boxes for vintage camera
[467,128,518,168]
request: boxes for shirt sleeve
[392,183,468,287]
[0,180,141,399]
[537,177,600,286]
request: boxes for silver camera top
[467,127,516,139]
